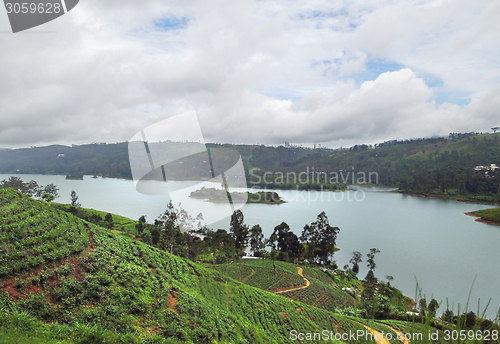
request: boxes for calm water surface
[2,174,499,318]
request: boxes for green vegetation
[53,203,138,234]
[0,189,88,278]
[0,177,59,201]
[190,187,286,204]
[0,188,369,343]
[467,208,500,225]
[211,260,305,291]
[1,188,499,343]
[65,174,83,180]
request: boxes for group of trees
[225,209,340,265]
[131,205,340,266]
[0,176,59,202]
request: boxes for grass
[210,259,305,291]
[53,203,139,235]
[467,208,500,224]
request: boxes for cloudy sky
[1,0,499,148]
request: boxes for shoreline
[464,211,500,226]
[398,191,500,206]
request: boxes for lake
[2,174,499,319]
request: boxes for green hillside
[209,260,411,320]
[0,188,384,343]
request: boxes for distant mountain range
[0,132,499,202]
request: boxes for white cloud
[0,0,498,148]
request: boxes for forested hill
[0,143,131,178]
[0,132,499,201]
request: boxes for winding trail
[357,322,410,344]
[359,324,391,344]
[270,266,409,344]
[274,266,311,294]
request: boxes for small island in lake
[65,173,84,180]
[190,187,286,204]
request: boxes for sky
[0,0,499,149]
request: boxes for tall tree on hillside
[350,251,362,274]
[42,184,59,199]
[229,210,249,255]
[366,248,380,272]
[105,213,113,228]
[70,190,81,207]
[136,215,147,236]
[249,224,265,257]
[300,212,339,265]
[361,248,380,320]
[269,222,301,262]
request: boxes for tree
[249,224,265,257]
[300,212,339,265]
[465,311,476,329]
[136,215,147,236]
[141,231,152,245]
[151,227,160,246]
[350,251,362,274]
[271,222,300,261]
[418,298,427,317]
[443,309,454,322]
[361,248,380,320]
[42,193,55,203]
[105,213,113,228]
[362,270,378,320]
[385,275,394,287]
[42,184,59,199]
[70,190,81,207]
[366,248,380,271]
[229,210,249,255]
[428,298,440,317]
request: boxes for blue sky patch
[154,17,188,31]
[297,9,349,20]
[366,59,406,76]
[337,58,407,85]
[431,90,471,106]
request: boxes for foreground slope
[0,189,384,343]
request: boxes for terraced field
[0,190,89,278]
[211,259,305,291]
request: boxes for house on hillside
[474,164,498,175]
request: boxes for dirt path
[274,266,311,294]
[360,324,391,344]
[357,322,410,344]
